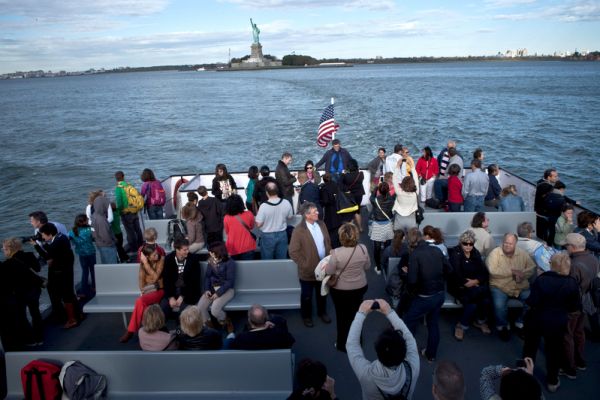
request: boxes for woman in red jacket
[447,164,463,212]
[416,146,439,203]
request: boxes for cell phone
[371,301,380,310]
[515,359,526,368]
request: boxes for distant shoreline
[2,55,598,79]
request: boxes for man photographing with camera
[346,299,420,400]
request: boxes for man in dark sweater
[161,239,202,318]
[403,228,452,362]
[315,139,353,183]
[275,152,297,207]
[252,165,282,207]
[228,304,295,350]
[196,185,223,245]
[534,168,559,244]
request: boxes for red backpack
[149,180,166,207]
[21,360,62,400]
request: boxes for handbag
[414,193,424,225]
[142,283,157,295]
[336,188,358,214]
[327,246,358,287]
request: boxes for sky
[1,0,599,73]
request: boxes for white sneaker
[547,379,560,393]
[374,267,382,275]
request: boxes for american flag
[317,104,339,148]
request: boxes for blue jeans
[260,231,288,260]
[434,179,448,203]
[146,205,164,220]
[490,286,530,329]
[97,246,119,264]
[404,291,445,359]
[464,195,484,212]
[78,254,96,295]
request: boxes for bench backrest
[94,259,300,295]
[95,263,140,295]
[5,350,293,398]
[201,259,300,293]
[422,211,536,243]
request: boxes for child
[68,214,97,298]
[137,227,166,262]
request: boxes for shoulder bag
[327,246,357,287]
[415,193,424,225]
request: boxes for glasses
[461,242,474,246]
[306,166,313,170]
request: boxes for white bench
[83,260,301,327]
[4,349,293,399]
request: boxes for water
[1,61,599,240]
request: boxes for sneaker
[576,362,587,371]
[374,266,382,275]
[498,327,511,342]
[454,324,464,341]
[473,321,491,335]
[559,369,577,380]
[420,348,435,363]
[303,318,314,328]
[547,379,560,393]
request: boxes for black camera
[21,232,41,243]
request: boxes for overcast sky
[1,0,598,73]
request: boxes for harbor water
[1,61,599,241]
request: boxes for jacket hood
[93,196,110,217]
[368,360,407,394]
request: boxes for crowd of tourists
[1,138,600,399]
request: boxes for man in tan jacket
[486,232,536,341]
[289,202,332,327]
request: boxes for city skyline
[1,0,598,74]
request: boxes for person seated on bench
[120,244,165,343]
[136,227,166,262]
[139,304,177,351]
[198,241,236,329]
[175,305,222,350]
[486,233,536,342]
[160,238,202,318]
[288,358,337,400]
[227,304,295,350]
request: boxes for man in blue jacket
[315,139,352,183]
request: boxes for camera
[371,301,380,310]
[21,232,41,243]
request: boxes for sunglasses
[461,242,474,246]
[306,166,313,170]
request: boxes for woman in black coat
[448,230,492,341]
[319,173,350,249]
[523,252,581,392]
[1,238,44,347]
[340,159,365,231]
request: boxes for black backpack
[167,219,188,249]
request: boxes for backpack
[121,183,144,214]
[59,360,107,400]
[167,219,188,249]
[21,359,63,400]
[148,180,166,207]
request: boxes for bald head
[248,304,268,328]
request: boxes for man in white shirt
[255,182,293,259]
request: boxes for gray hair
[298,201,317,217]
[459,230,476,245]
[517,222,534,238]
[248,304,268,327]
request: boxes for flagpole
[331,97,335,141]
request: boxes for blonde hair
[142,304,165,333]
[179,305,203,337]
[88,190,104,204]
[181,203,198,220]
[2,238,22,258]
[338,222,359,247]
[550,252,571,276]
[143,227,158,242]
[501,185,517,197]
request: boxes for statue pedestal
[250,43,264,60]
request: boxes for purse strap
[234,215,253,235]
[375,197,391,221]
[333,245,358,280]
[347,171,361,190]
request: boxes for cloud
[0,0,170,18]
[492,0,600,22]
[221,0,394,11]
[485,0,536,8]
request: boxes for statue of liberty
[250,18,260,44]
